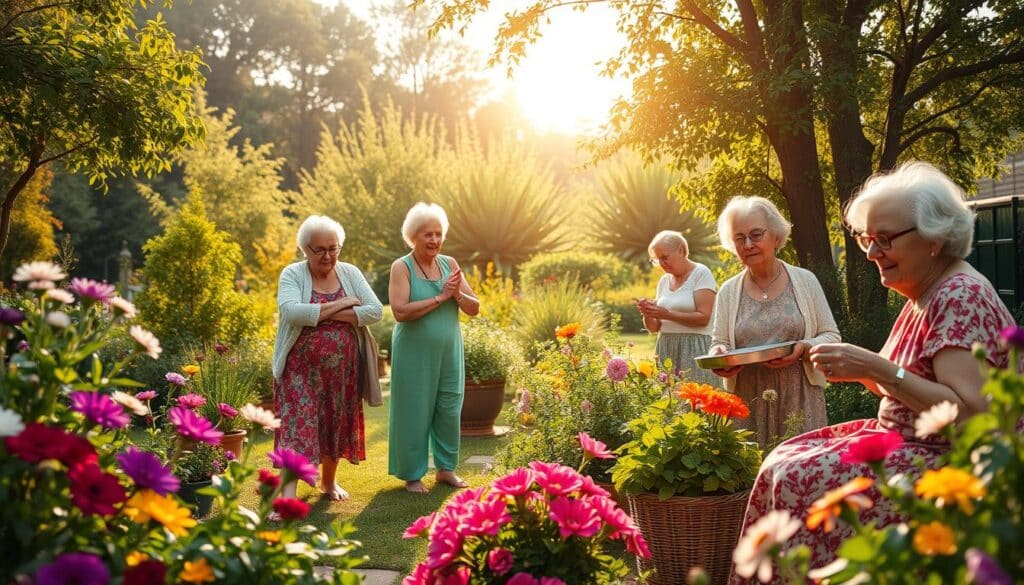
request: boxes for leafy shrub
[172,441,228,483]
[174,343,261,432]
[519,250,637,294]
[826,382,881,424]
[596,280,655,334]
[463,318,524,384]
[510,279,607,361]
[463,262,517,328]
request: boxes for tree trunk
[0,161,41,260]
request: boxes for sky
[341,1,630,136]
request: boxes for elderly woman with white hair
[708,196,841,448]
[729,162,1017,581]
[637,230,720,386]
[388,202,480,494]
[271,215,382,504]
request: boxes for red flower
[69,462,127,515]
[123,560,167,585]
[840,430,904,465]
[5,423,97,467]
[272,497,310,520]
[258,468,282,488]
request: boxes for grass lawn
[233,385,508,574]
[616,331,658,361]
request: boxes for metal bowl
[694,341,798,370]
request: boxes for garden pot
[627,489,750,585]
[460,379,506,437]
[178,479,215,518]
[218,429,247,458]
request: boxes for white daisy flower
[240,403,281,430]
[108,296,137,319]
[45,311,71,329]
[733,510,802,583]
[45,289,75,304]
[914,401,958,439]
[0,407,25,437]
[111,391,148,416]
[12,261,66,290]
[129,325,162,359]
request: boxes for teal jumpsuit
[388,254,465,480]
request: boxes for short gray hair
[845,161,974,259]
[401,202,449,248]
[717,196,792,254]
[296,215,346,257]
[648,230,689,258]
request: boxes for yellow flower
[182,364,201,377]
[806,477,875,533]
[914,467,987,515]
[257,530,281,543]
[124,489,197,536]
[637,360,655,378]
[180,558,215,583]
[125,551,150,567]
[555,322,580,340]
[912,521,957,556]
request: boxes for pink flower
[449,485,487,506]
[425,529,463,570]
[403,513,436,539]
[578,432,614,460]
[487,548,515,575]
[625,532,652,558]
[176,393,206,409]
[460,496,510,537]
[70,278,116,303]
[530,461,583,496]
[272,497,310,520]
[167,406,223,445]
[268,448,319,486]
[134,390,157,401]
[437,566,470,585]
[507,573,540,585]
[218,403,238,418]
[604,357,629,382]
[164,372,187,386]
[70,391,130,429]
[579,475,611,497]
[840,430,904,465]
[548,496,601,538]
[540,579,566,585]
[492,468,535,497]
[402,564,433,585]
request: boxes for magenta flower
[589,495,636,538]
[403,564,434,585]
[117,447,179,495]
[70,277,116,304]
[840,430,904,465]
[16,340,29,352]
[34,552,110,585]
[487,548,515,575]
[70,391,130,429]
[999,325,1024,350]
[460,496,510,537]
[403,512,436,539]
[449,485,487,506]
[578,432,614,460]
[68,462,127,516]
[507,573,540,585]
[530,461,584,496]
[548,496,601,538]
[425,528,463,570]
[965,548,1012,585]
[167,406,223,445]
[578,475,611,498]
[218,403,238,418]
[268,447,318,486]
[492,467,535,496]
[164,372,187,386]
[604,357,629,382]
[134,390,157,401]
[176,393,206,409]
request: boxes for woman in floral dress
[730,162,1017,582]
[271,215,382,502]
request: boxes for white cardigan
[271,261,383,382]
[710,261,841,389]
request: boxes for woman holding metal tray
[706,196,840,448]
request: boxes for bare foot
[436,471,468,489]
[320,483,350,501]
[405,480,428,494]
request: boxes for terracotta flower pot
[460,379,506,437]
[218,429,247,458]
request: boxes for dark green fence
[967,195,1023,311]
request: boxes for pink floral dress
[274,287,365,464]
[730,273,1015,581]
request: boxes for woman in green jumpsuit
[388,203,480,493]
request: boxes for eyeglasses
[733,228,767,247]
[308,246,341,258]
[852,227,916,252]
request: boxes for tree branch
[905,47,1024,104]
[901,74,1011,137]
[1,1,79,36]
[679,0,750,57]
[899,125,961,153]
[38,136,100,166]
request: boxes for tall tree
[0,0,204,259]
[0,168,58,281]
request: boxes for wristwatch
[893,366,906,387]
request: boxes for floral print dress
[729,273,1014,582]
[275,287,365,464]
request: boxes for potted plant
[611,383,762,585]
[173,441,227,517]
[179,342,260,457]
[460,318,524,436]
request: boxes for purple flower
[35,552,110,585]
[70,391,130,429]
[164,372,187,386]
[176,393,206,409]
[70,277,116,304]
[167,406,223,445]
[0,307,25,326]
[16,340,29,352]
[605,357,629,382]
[999,326,1024,350]
[134,390,157,401]
[218,403,238,418]
[268,447,319,486]
[117,447,180,495]
[966,548,1012,585]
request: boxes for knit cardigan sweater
[272,260,383,382]
[710,261,841,390]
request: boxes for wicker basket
[627,489,751,585]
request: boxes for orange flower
[677,383,750,418]
[555,322,581,340]
[912,521,957,556]
[181,364,200,377]
[256,530,281,543]
[806,477,874,533]
[179,558,215,583]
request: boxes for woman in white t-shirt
[637,230,721,386]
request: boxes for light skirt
[655,332,721,387]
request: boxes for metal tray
[694,341,798,370]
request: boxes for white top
[655,262,718,335]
